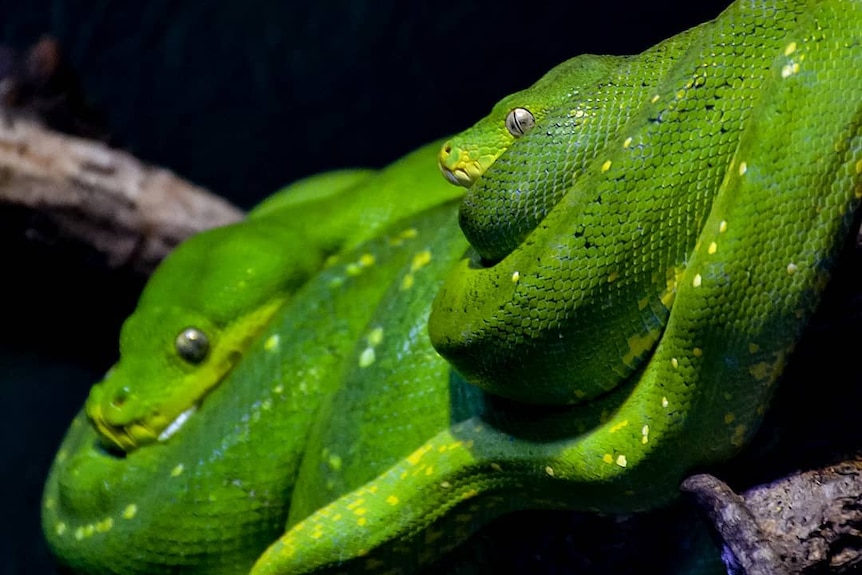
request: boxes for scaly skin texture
[42,0,862,574]
[41,142,465,574]
[254,0,862,573]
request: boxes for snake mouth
[88,400,201,454]
[439,164,474,187]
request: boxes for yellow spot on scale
[171,464,184,477]
[787,263,798,275]
[693,347,703,357]
[425,466,434,476]
[642,425,650,444]
[731,425,748,447]
[616,455,627,468]
[781,62,800,78]
[123,504,137,520]
[621,329,661,368]
[511,271,520,283]
[367,327,384,346]
[623,137,633,148]
[358,347,376,368]
[784,41,797,56]
[749,361,774,382]
[607,270,619,282]
[264,334,280,352]
[724,413,736,424]
[748,343,759,354]
[692,273,702,288]
[662,397,669,408]
[671,357,679,369]
[327,453,342,471]
[346,498,366,511]
[359,253,376,267]
[738,162,747,175]
[407,444,432,466]
[708,242,717,255]
[719,220,728,233]
[386,495,399,506]
[400,228,418,239]
[353,507,367,516]
[651,94,661,103]
[95,518,113,533]
[411,250,432,272]
[401,273,415,290]
[603,454,614,464]
[609,420,629,433]
[601,160,612,172]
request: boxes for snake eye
[175,327,209,364]
[505,107,535,137]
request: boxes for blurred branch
[0,115,243,274]
[0,37,243,275]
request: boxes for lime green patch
[327,453,343,472]
[366,327,384,346]
[264,334,280,352]
[358,348,376,368]
[410,250,432,272]
[609,419,629,433]
[621,329,661,368]
[122,504,137,520]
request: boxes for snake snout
[437,141,475,187]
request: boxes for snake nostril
[443,144,452,155]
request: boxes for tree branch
[0,114,242,274]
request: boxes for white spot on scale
[358,347,376,368]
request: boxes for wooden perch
[0,115,243,274]
[683,460,862,574]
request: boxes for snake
[41,0,862,573]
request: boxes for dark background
[0,1,757,573]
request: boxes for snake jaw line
[157,404,198,443]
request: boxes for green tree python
[41,0,862,573]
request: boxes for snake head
[85,221,298,454]
[438,106,536,188]
[85,306,239,453]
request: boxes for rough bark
[0,115,243,274]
